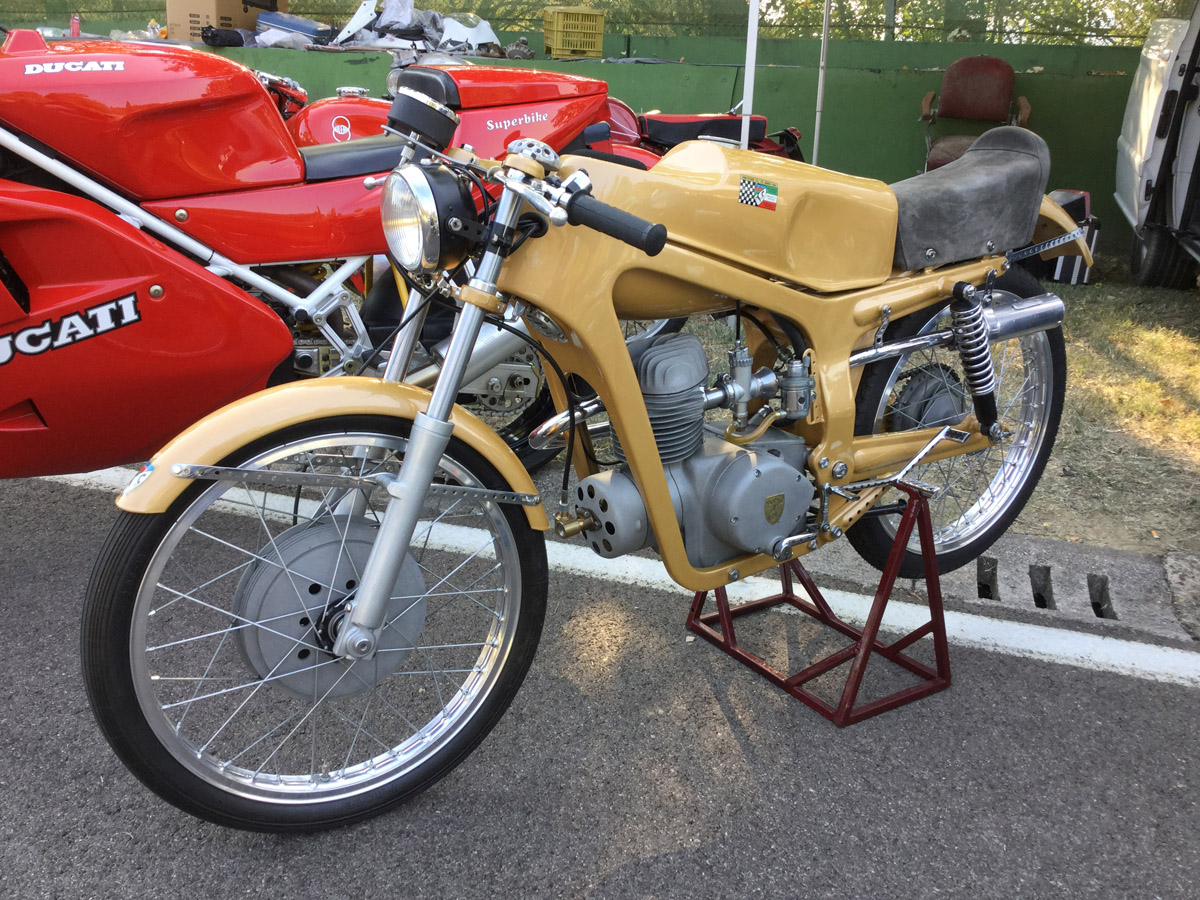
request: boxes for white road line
[542,543,1200,688]
[48,466,1200,688]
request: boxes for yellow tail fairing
[1033,196,1095,266]
[116,378,550,531]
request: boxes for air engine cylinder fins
[950,281,1000,440]
[614,333,709,464]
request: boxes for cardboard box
[166,0,289,43]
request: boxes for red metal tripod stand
[686,483,951,727]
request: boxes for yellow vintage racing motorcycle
[82,88,1089,831]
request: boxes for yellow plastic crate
[544,6,604,58]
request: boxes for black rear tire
[847,268,1065,577]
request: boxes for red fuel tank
[0,30,303,201]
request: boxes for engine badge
[764,493,785,525]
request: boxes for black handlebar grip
[566,193,668,257]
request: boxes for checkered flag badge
[738,178,763,206]
[738,177,777,209]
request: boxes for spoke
[150,557,252,618]
[185,526,337,596]
[331,694,395,766]
[253,663,359,780]
[377,641,489,653]
[148,583,325,655]
[161,655,344,711]
[246,483,323,623]
[224,711,303,766]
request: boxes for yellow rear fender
[1031,196,1093,267]
[116,378,550,531]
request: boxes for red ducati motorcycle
[0,29,801,478]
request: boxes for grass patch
[1014,255,1200,552]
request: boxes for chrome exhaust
[849,290,1065,368]
[527,397,607,450]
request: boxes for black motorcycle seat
[640,114,766,147]
[300,134,409,182]
[392,67,462,109]
[889,127,1049,270]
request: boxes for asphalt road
[2,475,1198,900]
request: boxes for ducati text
[0,294,140,366]
[24,60,126,74]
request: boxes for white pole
[813,0,832,165]
[740,0,760,149]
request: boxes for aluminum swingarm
[0,124,373,368]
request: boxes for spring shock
[950,281,1001,442]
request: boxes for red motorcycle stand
[685,484,951,727]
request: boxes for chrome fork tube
[381,285,429,383]
[333,304,488,659]
[333,188,522,660]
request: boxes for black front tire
[82,416,547,832]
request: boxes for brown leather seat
[920,56,1031,171]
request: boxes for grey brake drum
[233,516,427,701]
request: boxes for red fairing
[0,182,293,477]
[446,66,607,107]
[142,177,389,264]
[0,30,303,200]
[288,96,393,147]
[289,67,618,159]
[456,94,610,158]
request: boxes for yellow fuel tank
[573,141,899,293]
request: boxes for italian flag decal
[738,177,778,210]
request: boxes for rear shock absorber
[950,281,1001,442]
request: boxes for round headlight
[381,165,440,273]
[381,163,478,275]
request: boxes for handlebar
[565,193,667,257]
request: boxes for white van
[1115,3,1200,287]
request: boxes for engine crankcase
[576,426,813,568]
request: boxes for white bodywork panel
[1114,17,1193,229]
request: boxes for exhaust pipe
[849,291,1065,368]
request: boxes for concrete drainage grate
[1088,573,1118,620]
[800,532,1191,642]
[972,557,1121,622]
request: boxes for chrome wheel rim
[869,299,1056,553]
[129,429,522,805]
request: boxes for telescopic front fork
[332,187,523,660]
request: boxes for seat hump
[890,127,1049,270]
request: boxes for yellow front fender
[116,377,550,531]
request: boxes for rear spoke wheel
[848,269,1065,576]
